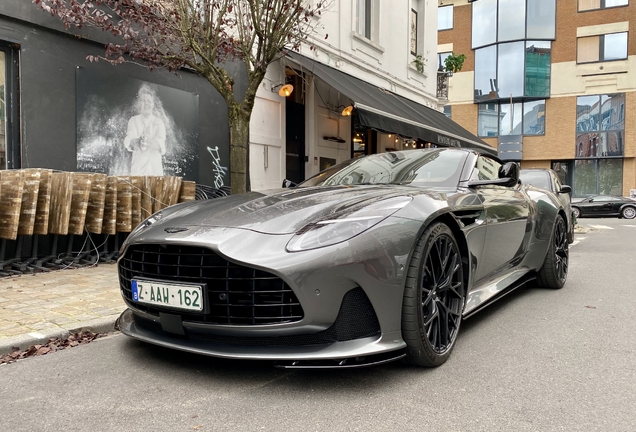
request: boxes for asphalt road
[1,218,635,432]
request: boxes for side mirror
[282,179,298,188]
[559,185,572,194]
[498,162,520,184]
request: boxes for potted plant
[442,52,466,75]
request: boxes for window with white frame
[577,32,628,63]
[579,0,628,11]
[438,5,453,31]
[356,0,372,39]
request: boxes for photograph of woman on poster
[124,85,167,175]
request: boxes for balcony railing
[437,71,452,100]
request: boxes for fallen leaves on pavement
[1,331,106,365]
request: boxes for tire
[402,222,466,367]
[572,206,580,218]
[536,215,569,289]
[621,206,636,219]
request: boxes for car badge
[164,227,189,234]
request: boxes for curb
[0,315,120,356]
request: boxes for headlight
[286,197,412,252]
[129,210,165,237]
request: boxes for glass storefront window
[497,42,524,98]
[525,41,551,97]
[472,0,497,48]
[499,102,523,135]
[574,160,598,196]
[498,0,525,42]
[598,159,623,195]
[526,0,556,39]
[474,46,497,102]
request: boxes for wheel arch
[619,204,636,216]
[430,212,472,296]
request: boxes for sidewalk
[0,264,125,355]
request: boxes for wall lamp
[341,105,354,116]
[272,83,294,97]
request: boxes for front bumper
[117,308,406,362]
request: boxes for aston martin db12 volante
[116,148,570,368]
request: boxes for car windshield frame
[520,170,553,191]
[298,149,470,189]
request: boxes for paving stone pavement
[0,263,124,355]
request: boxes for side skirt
[463,271,536,319]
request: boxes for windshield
[299,149,468,188]
[520,171,552,191]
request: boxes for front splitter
[116,309,406,365]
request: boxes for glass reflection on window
[600,94,625,130]
[438,52,451,72]
[526,0,556,39]
[438,6,453,31]
[574,160,597,196]
[523,100,545,135]
[603,33,628,61]
[576,95,600,132]
[478,104,499,137]
[497,42,524,98]
[598,159,623,195]
[498,0,525,42]
[499,102,523,135]
[474,46,497,102]
[472,0,497,48]
[525,41,551,97]
[576,131,624,158]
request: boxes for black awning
[285,51,497,157]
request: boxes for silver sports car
[116,148,570,368]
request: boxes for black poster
[76,68,200,180]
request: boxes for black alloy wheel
[537,215,569,289]
[402,223,465,367]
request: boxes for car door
[586,196,614,216]
[471,157,531,283]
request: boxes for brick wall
[553,2,636,63]
[524,97,576,161]
[438,4,474,71]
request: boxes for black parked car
[571,195,636,219]
[520,169,575,243]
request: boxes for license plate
[131,279,204,312]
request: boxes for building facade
[437,0,635,197]
[1,1,490,193]
[249,0,493,190]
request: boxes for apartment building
[437,0,635,197]
[249,0,494,190]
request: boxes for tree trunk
[228,104,251,195]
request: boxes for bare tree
[35,0,327,194]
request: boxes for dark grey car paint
[116,149,566,362]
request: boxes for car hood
[148,185,430,235]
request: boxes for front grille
[134,287,381,346]
[119,244,304,325]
